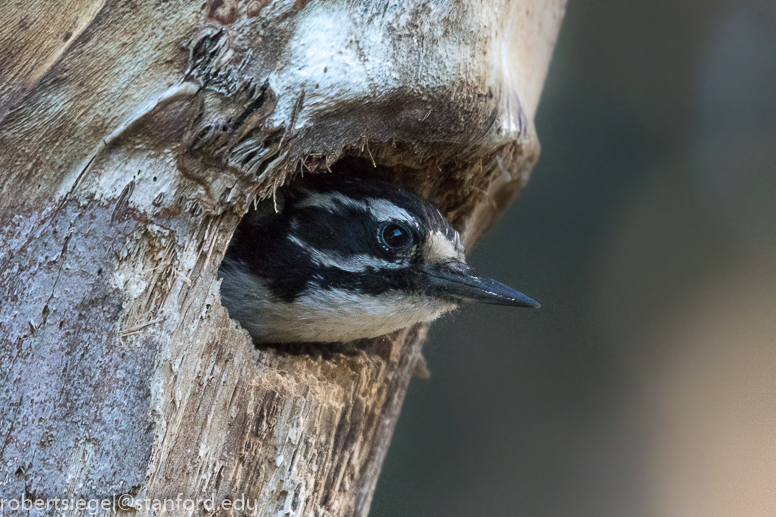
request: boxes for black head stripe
[291,204,387,258]
[223,173,459,302]
[291,174,448,231]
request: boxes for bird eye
[381,223,412,249]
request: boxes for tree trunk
[0,1,564,515]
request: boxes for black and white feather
[219,174,538,344]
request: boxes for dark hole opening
[219,154,418,359]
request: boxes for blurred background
[371,1,776,516]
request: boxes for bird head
[219,174,538,344]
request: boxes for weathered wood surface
[0,1,564,515]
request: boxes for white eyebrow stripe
[364,198,414,224]
[287,234,403,272]
[295,191,416,225]
[295,191,368,212]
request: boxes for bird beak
[426,262,540,308]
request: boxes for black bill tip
[426,263,540,308]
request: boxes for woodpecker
[218,174,538,344]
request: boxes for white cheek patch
[287,234,403,272]
[424,230,465,264]
[219,259,457,343]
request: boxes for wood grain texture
[0,0,565,515]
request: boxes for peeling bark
[0,1,565,515]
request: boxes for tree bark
[0,1,564,515]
